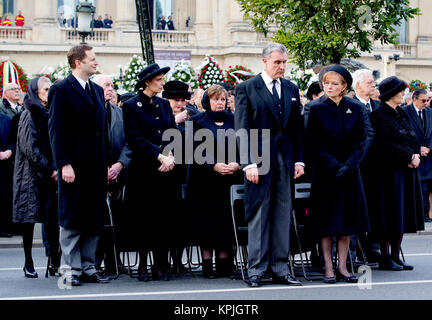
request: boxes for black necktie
[104,102,112,163]
[366,102,372,113]
[419,110,425,128]
[272,80,280,102]
[272,80,283,119]
[85,82,92,98]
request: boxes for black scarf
[201,90,232,122]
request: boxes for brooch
[346,109,352,114]
[137,102,142,107]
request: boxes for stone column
[116,0,137,28]
[32,0,60,43]
[416,0,432,58]
[194,0,213,46]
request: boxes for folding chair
[230,184,248,281]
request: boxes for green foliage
[237,0,420,68]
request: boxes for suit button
[158,130,161,134]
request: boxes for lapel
[281,79,292,128]
[67,74,95,107]
[253,75,281,126]
[407,104,424,135]
[424,107,431,137]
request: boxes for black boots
[215,258,233,278]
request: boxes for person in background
[167,16,175,30]
[14,10,24,27]
[1,83,22,118]
[58,13,66,27]
[401,92,413,107]
[305,81,324,102]
[118,92,135,108]
[103,14,113,28]
[367,76,425,271]
[2,15,12,27]
[94,16,104,28]
[403,89,432,223]
[13,77,59,278]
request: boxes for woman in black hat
[185,84,242,278]
[122,63,182,281]
[366,76,424,271]
[306,65,369,283]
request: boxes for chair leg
[292,209,309,281]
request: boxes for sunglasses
[419,99,431,103]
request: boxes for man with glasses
[403,89,432,223]
[0,83,22,118]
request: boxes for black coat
[366,103,424,236]
[48,74,108,231]
[185,112,242,248]
[403,104,432,181]
[234,74,304,221]
[0,113,13,227]
[13,99,55,224]
[122,92,183,250]
[306,96,369,239]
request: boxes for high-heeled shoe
[336,269,358,283]
[47,264,59,277]
[23,265,38,278]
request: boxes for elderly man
[235,43,304,287]
[92,74,132,276]
[403,89,432,223]
[48,45,110,286]
[0,83,22,118]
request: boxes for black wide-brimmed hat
[135,63,170,91]
[162,80,191,99]
[378,76,407,102]
[326,65,353,89]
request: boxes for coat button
[158,130,161,134]
[156,117,160,120]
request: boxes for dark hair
[67,44,93,69]
[306,81,322,101]
[413,89,428,100]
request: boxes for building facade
[0,0,431,85]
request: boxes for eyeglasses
[419,99,431,103]
[6,88,20,91]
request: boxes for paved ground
[1,230,432,303]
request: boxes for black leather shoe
[81,272,110,283]
[23,266,38,278]
[393,259,414,271]
[248,276,261,287]
[323,276,337,284]
[272,274,302,286]
[379,258,403,271]
[336,270,358,283]
[70,274,81,286]
[0,231,13,238]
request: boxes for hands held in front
[245,166,259,184]
[0,150,12,161]
[51,170,58,183]
[421,147,430,157]
[62,164,75,183]
[294,164,305,179]
[408,154,421,169]
[175,110,188,124]
[158,154,175,172]
[214,162,240,175]
[108,162,124,184]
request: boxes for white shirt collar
[355,95,370,105]
[413,104,422,113]
[72,73,89,90]
[6,99,18,111]
[261,70,280,87]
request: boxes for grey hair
[92,74,112,86]
[37,76,51,89]
[352,69,373,91]
[403,91,413,103]
[262,43,288,59]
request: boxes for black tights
[138,249,169,274]
[380,234,403,261]
[22,223,35,268]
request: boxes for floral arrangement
[0,59,28,96]
[121,55,147,92]
[168,60,199,89]
[288,67,317,92]
[409,80,428,92]
[224,65,254,86]
[196,54,225,90]
[49,62,72,83]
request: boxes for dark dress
[306,96,370,240]
[185,112,242,248]
[366,103,424,237]
[0,113,13,232]
[122,92,183,251]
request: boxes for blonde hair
[206,84,227,100]
[323,71,347,97]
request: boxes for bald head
[92,74,114,102]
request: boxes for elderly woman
[185,84,242,278]
[12,77,59,278]
[306,66,370,283]
[122,64,182,281]
[367,76,424,271]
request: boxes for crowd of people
[1,43,432,288]
[0,10,25,27]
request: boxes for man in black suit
[404,89,432,223]
[48,45,110,286]
[235,43,305,287]
[352,69,380,265]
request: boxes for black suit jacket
[403,104,432,180]
[48,73,107,230]
[234,74,304,220]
